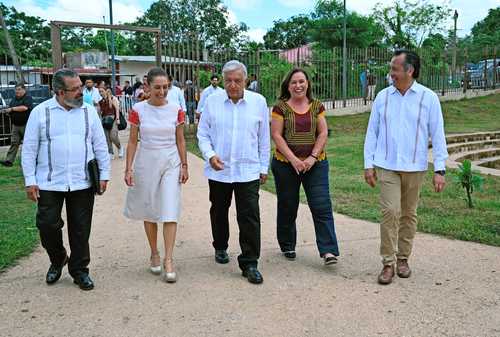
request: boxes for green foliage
[454,160,485,208]
[0,162,38,271]
[258,53,293,104]
[263,15,312,50]
[372,0,451,48]
[309,1,385,48]
[129,0,248,55]
[0,3,51,62]
[470,7,500,47]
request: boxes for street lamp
[452,10,458,73]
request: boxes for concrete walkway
[1,152,500,337]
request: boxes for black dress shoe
[242,267,263,284]
[73,274,94,291]
[215,250,229,264]
[0,160,13,167]
[46,256,68,285]
[283,251,296,260]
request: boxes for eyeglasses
[64,85,83,92]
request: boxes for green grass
[0,160,38,272]
[186,93,500,246]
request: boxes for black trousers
[208,179,261,270]
[36,188,95,277]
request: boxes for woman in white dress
[123,67,188,283]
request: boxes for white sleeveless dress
[123,101,185,222]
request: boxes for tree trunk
[466,186,473,208]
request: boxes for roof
[113,55,211,65]
[0,65,44,72]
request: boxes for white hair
[222,60,247,79]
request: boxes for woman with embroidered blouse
[123,67,188,283]
[271,68,340,265]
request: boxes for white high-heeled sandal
[161,259,177,283]
[150,253,161,275]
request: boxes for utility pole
[342,0,347,107]
[0,7,24,84]
[109,0,116,95]
[452,10,458,75]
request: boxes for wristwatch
[435,170,446,176]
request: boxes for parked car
[468,59,500,88]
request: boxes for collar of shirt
[222,89,249,105]
[389,80,423,96]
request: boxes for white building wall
[117,61,156,85]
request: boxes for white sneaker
[118,147,124,158]
[110,153,115,160]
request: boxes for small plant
[454,160,485,208]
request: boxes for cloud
[245,28,266,43]
[9,0,144,24]
[225,8,240,25]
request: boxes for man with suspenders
[22,69,110,291]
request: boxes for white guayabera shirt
[22,97,111,191]
[197,89,270,183]
[364,81,448,172]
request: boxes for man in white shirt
[22,69,110,291]
[197,60,270,284]
[197,74,224,118]
[166,74,187,113]
[82,79,102,108]
[363,50,448,285]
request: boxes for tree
[372,0,451,48]
[0,4,50,63]
[128,0,247,55]
[470,7,500,47]
[263,15,312,50]
[87,30,133,55]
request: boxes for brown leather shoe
[396,259,411,278]
[377,265,395,285]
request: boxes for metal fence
[159,42,500,109]
[1,43,499,144]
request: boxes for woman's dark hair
[394,49,420,79]
[278,68,313,102]
[147,67,168,85]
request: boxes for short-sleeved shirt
[128,101,185,149]
[272,99,327,162]
[9,94,33,126]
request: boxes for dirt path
[1,152,499,337]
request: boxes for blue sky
[4,0,499,42]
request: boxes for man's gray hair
[222,60,247,79]
[52,68,79,93]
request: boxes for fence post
[492,46,497,90]
[463,48,468,94]
[256,49,261,94]
[483,47,488,91]
[441,50,447,96]
[363,47,368,105]
[331,48,336,109]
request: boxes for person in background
[82,79,102,109]
[184,80,197,124]
[98,87,123,159]
[197,74,224,119]
[248,73,259,92]
[367,70,377,101]
[166,74,187,115]
[0,83,33,167]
